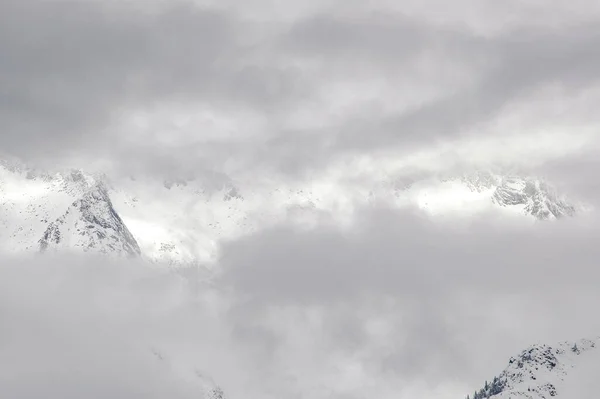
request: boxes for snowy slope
[466,337,600,399]
[0,163,96,253]
[0,161,586,264]
[0,160,140,257]
[39,183,141,257]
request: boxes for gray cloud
[2,207,600,398]
[0,0,307,167]
[223,13,600,176]
[531,144,600,205]
[0,256,196,398]
[217,205,600,393]
[219,206,600,302]
[2,0,599,179]
[279,12,433,63]
[264,19,600,169]
[0,254,262,399]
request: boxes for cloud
[2,0,599,181]
[2,2,600,396]
[219,206,600,304]
[2,200,600,398]
[264,15,600,171]
[0,254,251,399]
[212,204,600,397]
[531,141,600,205]
[0,0,307,169]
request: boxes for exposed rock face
[466,338,599,399]
[492,177,576,220]
[39,184,141,257]
[461,171,577,220]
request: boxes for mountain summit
[461,171,576,220]
[39,183,141,257]
[466,337,600,399]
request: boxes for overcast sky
[1,0,599,180]
[2,0,600,398]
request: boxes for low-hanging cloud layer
[3,207,600,399]
[2,0,600,398]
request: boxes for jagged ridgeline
[0,161,585,263]
[38,183,141,256]
[464,338,599,399]
[461,171,576,220]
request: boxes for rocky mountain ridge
[466,337,600,399]
[39,183,141,257]
[461,171,576,220]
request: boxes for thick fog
[2,206,600,398]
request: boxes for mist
[1,203,600,399]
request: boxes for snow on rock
[0,164,97,253]
[0,160,587,264]
[404,171,579,220]
[38,183,141,257]
[466,337,600,399]
[491,176,576,220]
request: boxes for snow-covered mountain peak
[467,337,600,399]
[38,183,141,257]
[401,171,579,220]
[454,171,578,220]
[491,176,576,220]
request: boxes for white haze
[2,205,600,399]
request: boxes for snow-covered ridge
[466,337,600,399]
[0,162,585,264]
[460,171,577,220]
[39,183,141,257]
